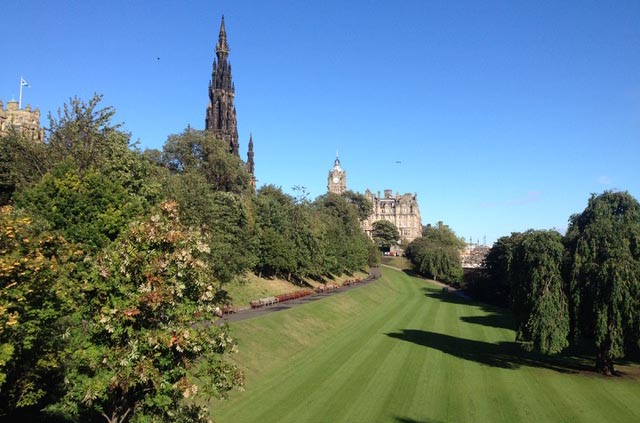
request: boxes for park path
[217,267,382,324]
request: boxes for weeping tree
[510,230,569,354]
[565,191,640,375]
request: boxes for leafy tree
[565,191,640,375]
[163,127,251,194]
[0,206,72,415]
[371,220,400,250]
[0,130,49,205]
[342,190,373,221]
[312,193,370,275]
[16,163,146,251]
[166,171,256,283]
[53,201,243,422]
[510,230,569,354]
[406,222,464,283]
[253,186,297,278]
[47,94,131,174]
[474,232,524,306]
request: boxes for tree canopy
[371,220,400,250]
[510,230,569,355]
[405,222,464,283]
[565,191,640,375]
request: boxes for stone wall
[0,99,44,142]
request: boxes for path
[217,267,382,324]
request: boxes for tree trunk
[596,349,615,376]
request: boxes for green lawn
[212,267,640,423]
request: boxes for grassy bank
[212,267,640,423]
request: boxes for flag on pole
[21,77,30,88]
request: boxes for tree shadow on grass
[460,313,515,331]
[386,329,592,374]
[424,288,515,331]
[395,417,445,423]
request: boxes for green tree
[253,186,297,278]
[342,190,373,221]
[162,127,251,194]
[510,230,569,355]
[16,163,146,251]
[312,193,370,275]
[0,130,49,205]
[371,220,400,250]
[166,171,256,283]
[53,201,243,422]
[475,232,524,306]
[406,222,464,283]
[565,191,640,375]
[0,206,72,415]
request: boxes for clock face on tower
[333,177,339,183]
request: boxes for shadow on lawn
[386,329,592,374]
[424,288,515,331]
[395,417,445,423]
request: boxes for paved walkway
[217,267,382,324]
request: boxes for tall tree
[0,130,49,205]
[0,206,72,415]
[342,190,373,221]
[371,220,400,250]
[510,230,569,354]
[53,201,243,422]
[162,127,251,194]
[565,191,640,375]
[476,232,524,306]
[406,222,464,283]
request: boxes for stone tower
[247,133,256,188]
[327,155,347,194]
[0,99,44,142]
[206,16,240,156]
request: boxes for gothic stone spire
[247,132,255,175]
[206,15,240,156]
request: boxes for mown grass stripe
[212,267,640,423]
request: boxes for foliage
[0,130,49,205]
[162,127,251,194]
[16,163,146,251]
[406,222,464,283]
[342,190,373,221]
[472,232,524,307]
[0,206,72,414]
[53,201,243,422]
[47,94,128,172]
[166,172,256,283]
[312,193,371,275]
[371,220,400,250]
[565,191,640,374]
[509,230,569,355]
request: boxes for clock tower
[327,155,347,194]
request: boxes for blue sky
[2,0,639,244]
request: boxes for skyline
[2,0,639,244]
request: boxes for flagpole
[19,76,23,109]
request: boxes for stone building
[205,16,255,186]
[327,155,347,194]
[362,189,423,243]
[325,156,423,243]
[0,99,44,142]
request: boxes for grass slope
[212,267,640,423]
[223,271,370,308]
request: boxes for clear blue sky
[2,0,639,244]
